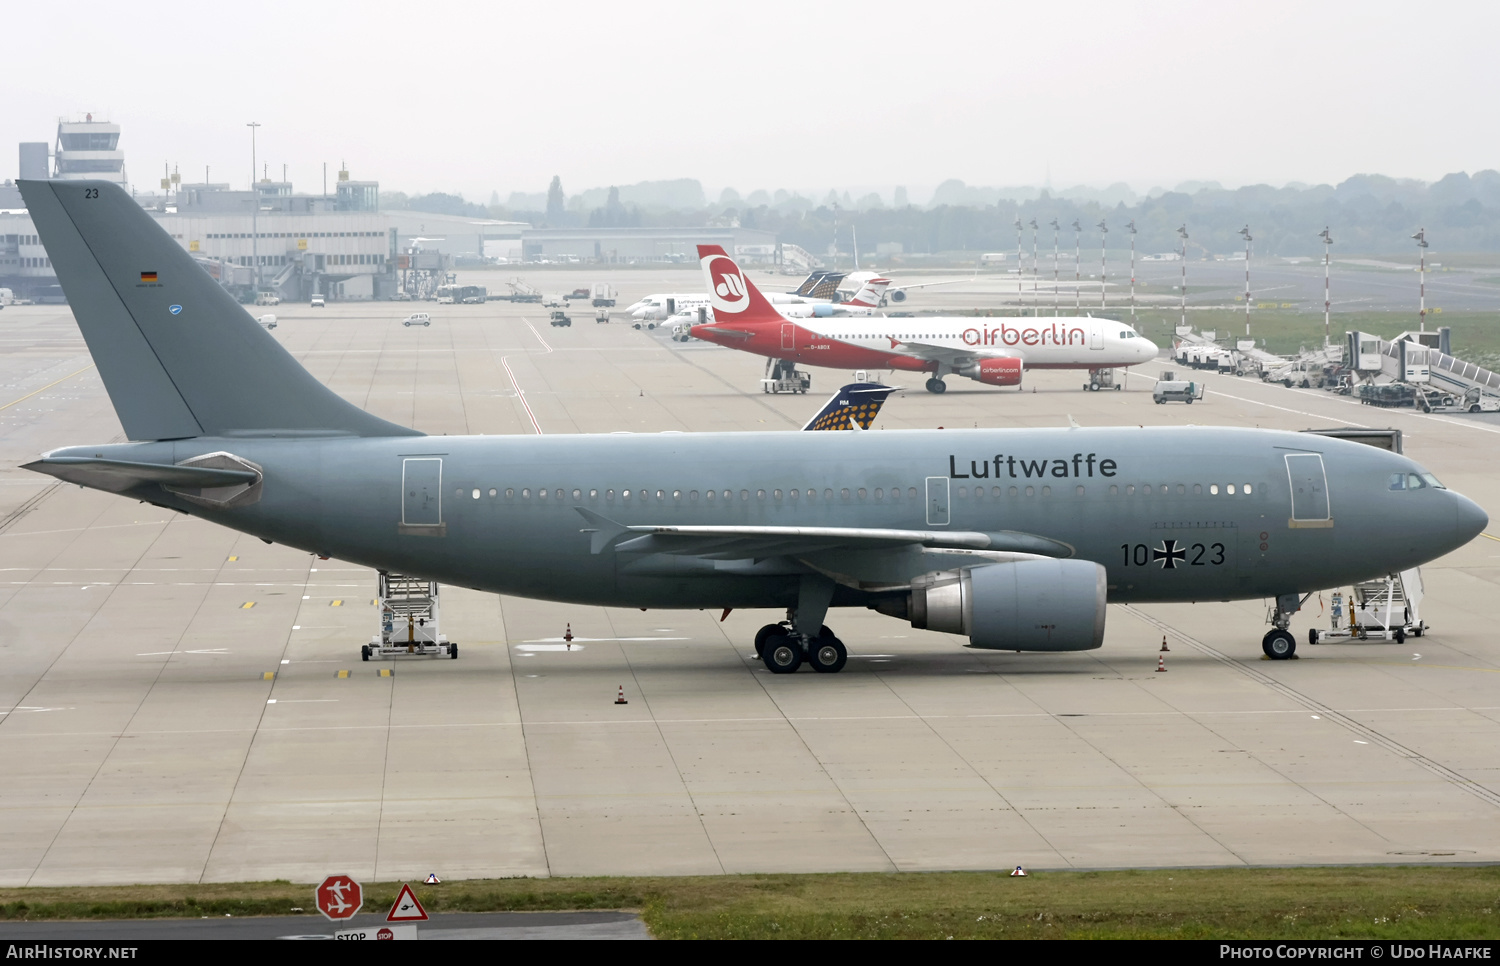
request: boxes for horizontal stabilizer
[23,456,259,493]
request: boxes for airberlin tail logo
[706,256,748,312]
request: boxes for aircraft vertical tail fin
[845,278,891,307]
[696,245,783,324]
[18,179,421,441]
[800,383,899,431]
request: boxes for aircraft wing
[576,508,1072,559]
[884,337,1025,370]
[888,277,975,294]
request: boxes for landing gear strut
[753,575,847,674]
[1262,592,1309,660]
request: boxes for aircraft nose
[1139,337,1160,360]
[1453,493,1489,544]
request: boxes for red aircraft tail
[697,245,782,323]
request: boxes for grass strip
[1,867,1498,939]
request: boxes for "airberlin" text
[963,323,1087,347]
[949,454,1117,479]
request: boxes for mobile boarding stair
[363,572,456,660]
[1309,568,1425,646]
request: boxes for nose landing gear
[924,377,947,394]
[1262,592,1310,660]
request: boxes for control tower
[53,114,127,189]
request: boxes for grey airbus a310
[17,180,1488,673]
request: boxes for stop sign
[315,874,363,921]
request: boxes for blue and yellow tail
[801,383,899,431]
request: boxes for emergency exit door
[926,476,950,526]
[402,458,443,527]
[782,323,796,350]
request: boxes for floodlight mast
[1177,225,1189,332]
[1097,219,1108,310]
[1072,219,1082,312]
[247,121,261,292]
[1029,218,1039,305]
[1413,228,1428,332]
[1126,220,1138,323]
[1015,216,1024,312]
[1239,225,1252,337]
[1319,227,1333,347]
[1050,219,1060,316]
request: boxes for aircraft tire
[753,623,785,659]
[762,635,802,674]
[808,636,847,674]
[1262,629,1297,660]
[925,378,947,394]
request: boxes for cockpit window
[1119,331,1134,339]
[1388,473,1406,491]
[1407,473,1426,490]
[1421,472,1445,489]
[1391,472,1443,491]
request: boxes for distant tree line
[385,170,1500,254]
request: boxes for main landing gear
[752,574,847,673]
[1262,592,1309,660]
[925,377,947,394]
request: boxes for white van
[310,294,325,308]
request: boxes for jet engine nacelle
[812,303,836,318]
[889,289,907,302]
[966,357,1023,387]
[903,559,1106,651]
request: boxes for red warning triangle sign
[386,883,430,922]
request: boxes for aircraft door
[1285,453,1332,527]
[402,458,443,526]
[781,323,796,351]
[925,476,950,526]
[1089,326,1103,350]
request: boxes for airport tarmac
[0,284,1497,888]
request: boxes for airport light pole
[1412,228,1428,331]
[1029,219,1039,305]
[1177,225,1189,333]
[1239,225,1252,337]
[1050,219,1060,316]
[247,121,261,293]
[1072,219,1082,313]
[1097,219,1108,311]
[1319,227,1333,347]
[1015,216,1024,312]
[1126,220,1138,323]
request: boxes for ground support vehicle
[1309,570,1425,645]
[1085,368,1122,391]
[762,357,811,394]
[363,573,455,660]
[1357,383,1416,408]
[1416,386,1500,414]
[1152,371,1204,404]
[549,310,572,327]
[402,313,431,327]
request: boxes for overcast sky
[5,0,1494,202]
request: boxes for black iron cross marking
[1153,539,1187,570]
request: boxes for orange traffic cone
[1156,653,1167,673]
[1159,635,1170,652]
[615,685,628,705]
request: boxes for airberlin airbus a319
[689,246,1158,393]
